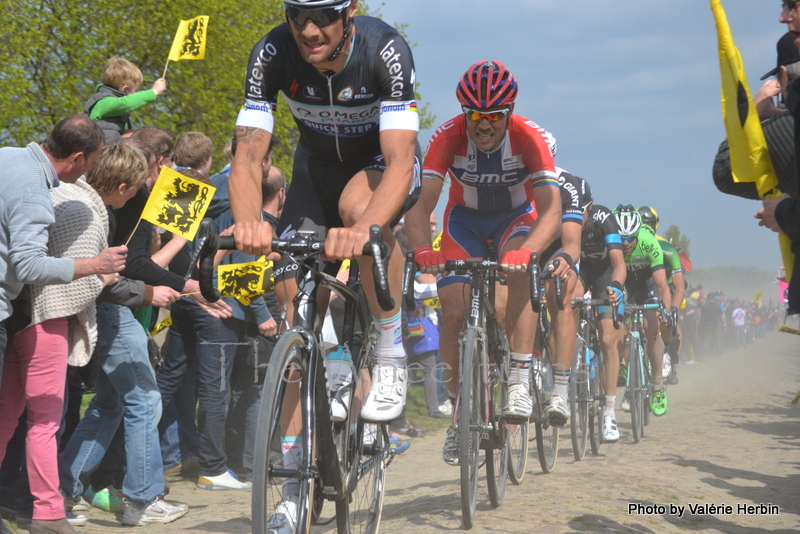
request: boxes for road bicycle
[569,297,619,459]
[196,220,396,534]
[410,244,512,529]
[623,301,662,444]
[527,255,562,474]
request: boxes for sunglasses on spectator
[462,106,511,123]
[286,6,345,28]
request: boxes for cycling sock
[373,311,406,364]
[508,352,532,386]
[553,369,569,400]
[604,395,616,417]
[281,437,301,497]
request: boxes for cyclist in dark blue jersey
[227,1,420,529]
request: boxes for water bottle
[587,347,596,380]
[325,345,354,422]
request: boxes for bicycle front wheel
[536,348,559,473]
[252,332,315,534]
[569,343,589,461]
[588,347,605,456]
[629,336,644,444]
[335,419,388,534]
[459,328,482,529]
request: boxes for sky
[376,0,786,272]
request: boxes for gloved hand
[414,246,446,274]
[500,248,535,274]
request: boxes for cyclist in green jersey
[640,206,684,385]
[613,205,672,416]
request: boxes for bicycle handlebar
[529,255,564,312]
[571,297,621,330]
[195,219,395,310]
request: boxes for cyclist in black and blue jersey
[574,181,627,442]
[613,205,672,417]
[227,1,420,530]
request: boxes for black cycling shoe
[667,367,679,385]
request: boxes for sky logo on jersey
[338,87,353,101]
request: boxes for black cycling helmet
[284,0,353,62]
[638,205,659,233]
[613,204,642,237]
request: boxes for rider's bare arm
[405,177,443,251]
[522,185,561,253]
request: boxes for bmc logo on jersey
[304,85,323,102]
[338,87,353,101]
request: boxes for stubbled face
[287,3,356,69]
[622,236,637,255]
[781,1,800,37]
[464,112,509,152]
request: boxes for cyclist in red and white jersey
[405,60,561,465]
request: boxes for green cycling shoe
[651,389,668,416]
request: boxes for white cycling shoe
[267,496,298,534]
[361,362,407,422]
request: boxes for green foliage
[662,223,690,254]
[0,0,431,176]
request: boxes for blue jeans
[59,303,164,507]
[159,358,199,470]
[157,299,243,477]
[225,334,263,481]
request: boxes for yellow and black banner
[168,16,209,62]
[140,166,215,240]
[218,260,275,305]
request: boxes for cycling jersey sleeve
[640,231,665,272]
[556,169,584,224]
[236,31,284,134]
[421,117,462,182]
[598,207,623,250]
[374,31,419,132]
[520,120,558,188]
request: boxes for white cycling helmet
[613,204,642,237]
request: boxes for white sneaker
[546,394,570,426]
[442,424,460,466]
[503,383,533,418]
[197,469,252,490]
[620,392,631,412]
[361,363,407,422]
[267,496,298,534]
[119,498,189,526]
[439,400,453,416]
[603,415,620,443]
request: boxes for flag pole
[162,58,170,79]
[125,218,144,247]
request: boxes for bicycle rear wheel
[252,332,315,534]
[506,419,528,485]
[535,348,559,473]
[569,342,589,461]
[485,361,508,508]
[629,336,644,444]
[643,350,653,427]
[459,328,482,529]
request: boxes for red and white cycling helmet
[456,60,518,109]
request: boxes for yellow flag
[140,166,216,240]
[431,230,443,251]
[218,260,274,305]
[168,16,209,62]
[711,0,794,281]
